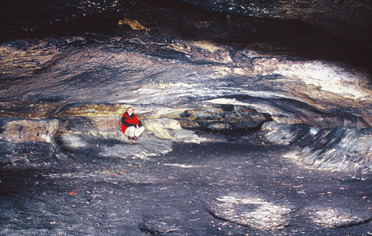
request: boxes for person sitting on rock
[121,107,145,141]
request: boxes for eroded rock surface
[1,36,371,173]
[1,0,372,235]
[209,194,294,231]
[1,143,371,235]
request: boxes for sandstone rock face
[1,2,372,235]
[209,194,294,231]
[0,1,371,171]
[264,123,372,174]
[181,0,372,42]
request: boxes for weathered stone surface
[308,206,371,228]
[0,1,372,235]
[0,32,371,172]
[0,140,58,168]
[209,194,294,231]
[264,122,372,173]
[181,0,372,40]
[0,119,59,143]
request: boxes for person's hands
[136,125,139,129]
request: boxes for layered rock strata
[0,0,371,173]
[0,1,372,235]
[0,35,371,173]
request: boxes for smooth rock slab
[209,194,294,231]
[308,206,370,228]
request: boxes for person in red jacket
[121,107,145,141]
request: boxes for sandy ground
[1,142,371,235]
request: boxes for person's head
[126,107,134,116]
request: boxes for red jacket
[121,112,140,133]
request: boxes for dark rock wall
[0,0,371,173]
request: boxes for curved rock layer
[0,0,371,173]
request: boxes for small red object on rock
[69,189,78,195]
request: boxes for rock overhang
[0,0,371,174]
[1,2,372,234]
